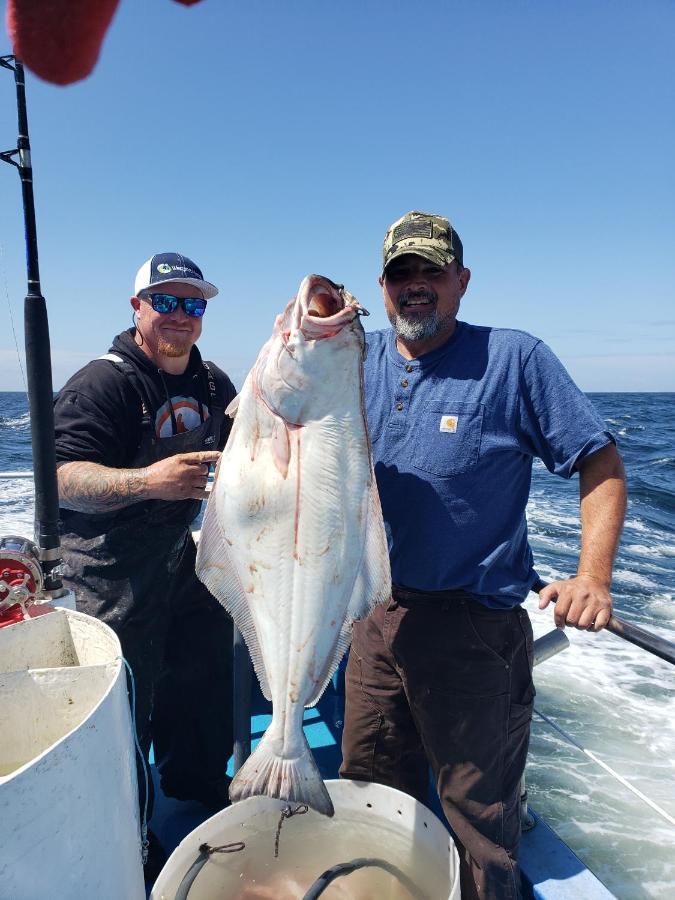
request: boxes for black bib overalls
[59,359,233,820]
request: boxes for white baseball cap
[134,252,218,299]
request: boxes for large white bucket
[0,608,145,900]
[151,779,460,899]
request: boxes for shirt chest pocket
[412,401,484,477]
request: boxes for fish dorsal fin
[304,473,391,707]
[196,488,272,701]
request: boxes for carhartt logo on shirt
[439,415,458,433]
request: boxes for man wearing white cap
[54,252,236,880]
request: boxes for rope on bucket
[117,655,149,865]
[275,803,309,858]
[302,857,426,900]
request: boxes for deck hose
[302,857,425,899]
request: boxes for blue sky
[1,0,673,392]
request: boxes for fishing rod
[532,577,675,667]
[1,55,64,606]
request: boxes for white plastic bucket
[0,608,145,900]
[151,778,460,899]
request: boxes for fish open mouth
[283,275,369,343]
[307,276,346,318]
[308,290,343,318]
[305,276,369,321]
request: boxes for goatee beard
[390,312,455,342]
[158,338,192,358]
[388,288,454,342]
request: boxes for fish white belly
[197,275,391,815]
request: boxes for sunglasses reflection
[141,293,207,318]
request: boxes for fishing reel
[0,534,45,627]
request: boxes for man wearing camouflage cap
[340,212,627,899]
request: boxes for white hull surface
[0,608,144,900]
[151,779,460,899]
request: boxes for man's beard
[387,289,454,342]
[158,337,192,357]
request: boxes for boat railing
[522,612,675,834]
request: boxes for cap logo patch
[157,263,172,274]
[439,415,458,433]
[393,220,433,243]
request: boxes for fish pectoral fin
[229,730,334,817]
[225,392,241,418]
[271,417,292,478]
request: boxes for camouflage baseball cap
[382,211,464,274]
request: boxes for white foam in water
[0,412,31,429]
[613,567,662,591]
[0,477,35,538]
[524,584,675,898]
[624,543,675,559]
[624,517,650,533]
[523,417,675,898]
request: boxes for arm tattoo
[57,461,151,513]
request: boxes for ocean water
[1,391,674,898]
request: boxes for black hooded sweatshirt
[54,328,236,471]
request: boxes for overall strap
[98,353,153,432]
[202,361,219,409]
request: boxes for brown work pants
[340,589,535,900]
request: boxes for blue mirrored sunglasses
[142,292,207,318]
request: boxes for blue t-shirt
[364,322,614,608]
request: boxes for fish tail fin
[230,730,334,817]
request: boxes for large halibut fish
[196,274,391,817]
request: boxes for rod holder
[533,628,570,667]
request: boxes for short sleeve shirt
[364,323,614,607]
